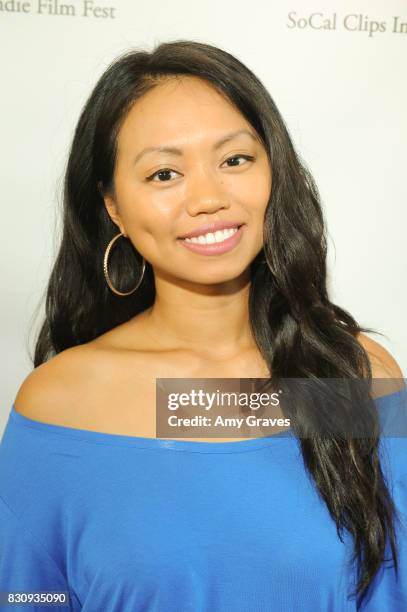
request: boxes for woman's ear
[98,182,126,236]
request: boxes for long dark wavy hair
[31,40,399,608]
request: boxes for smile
[178,225,245,256]
[184,227,238,245]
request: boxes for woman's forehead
[117,78,252,157]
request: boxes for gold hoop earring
[103,232,145,297]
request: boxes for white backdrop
[1,0,406,433]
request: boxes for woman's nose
[184,168,231,216]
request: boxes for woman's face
[103,76,272,286]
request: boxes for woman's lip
[178,222,243,240]
[177,224,245,256]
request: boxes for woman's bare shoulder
[356,332,404,377]
[13,345,102,423]
[356,332,405,397]
[12,341,151,426]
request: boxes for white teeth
[185,227,238,245]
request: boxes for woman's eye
[146,168,179,183]
[145,155,254,183]
[223,154,254,167]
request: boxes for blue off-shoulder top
[0,388,406,611]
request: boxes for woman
[0,40,405,611]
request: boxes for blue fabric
[0,389,406,611]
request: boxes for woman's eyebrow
[133,128,259,165]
